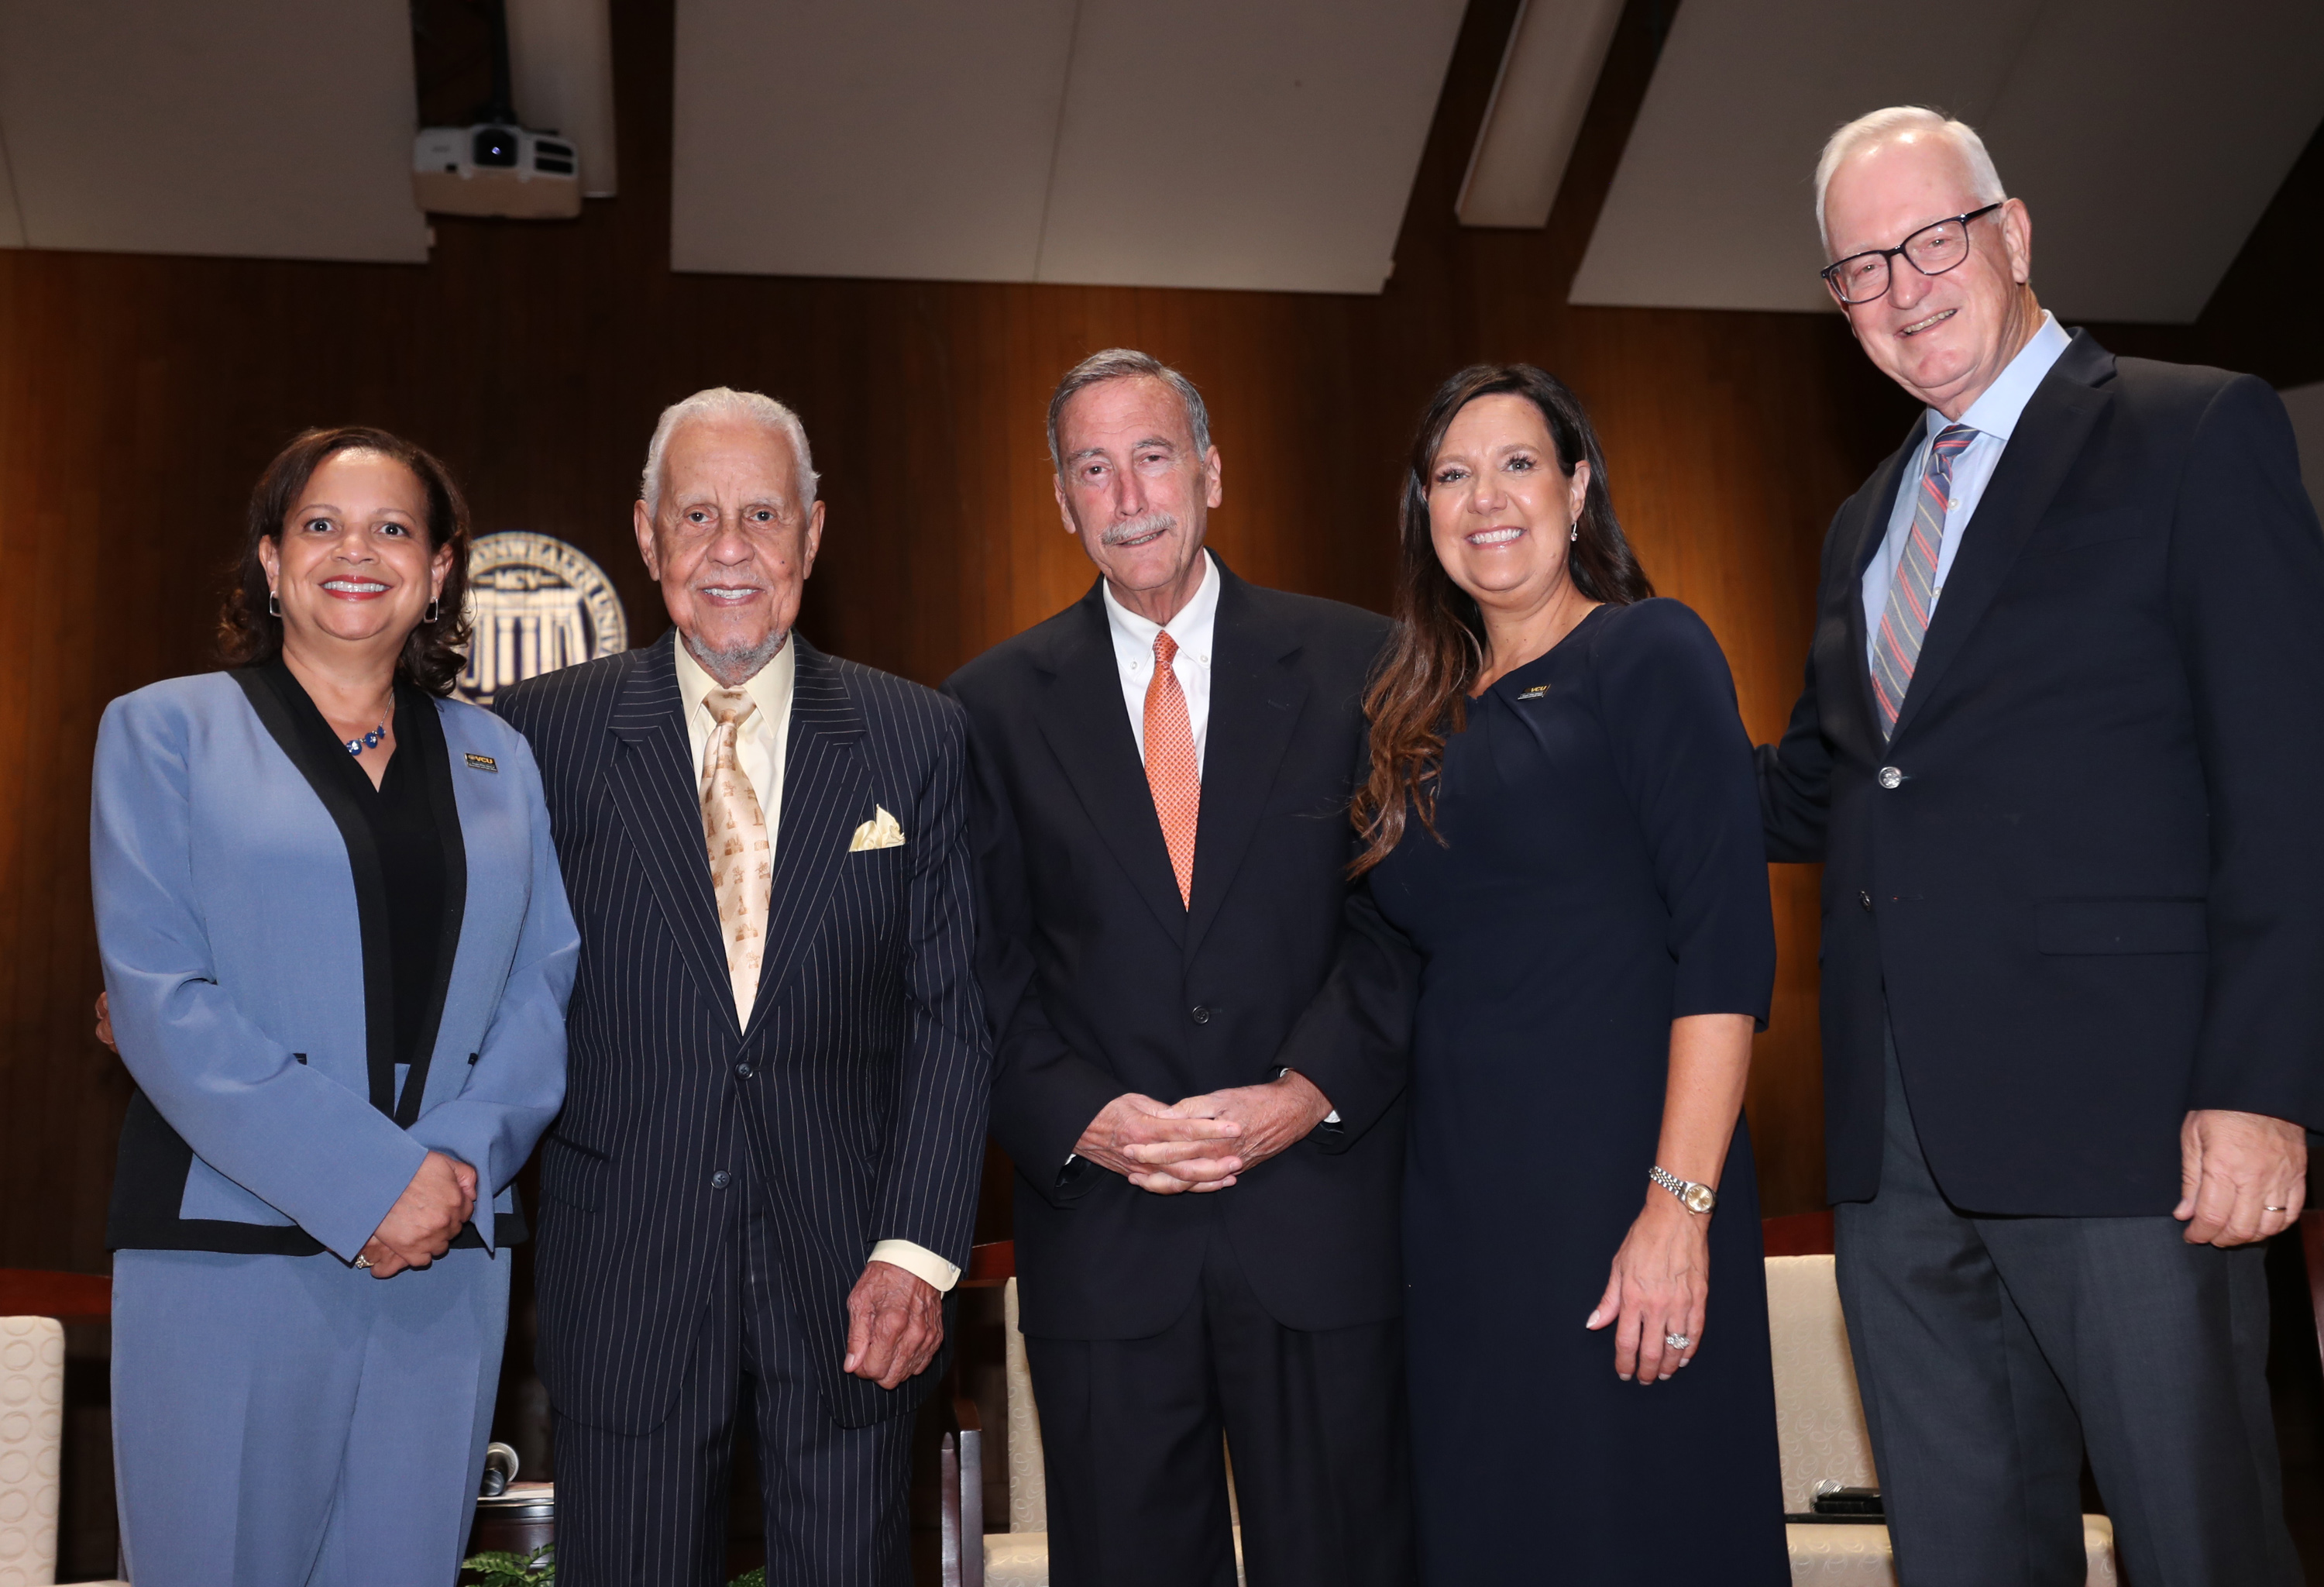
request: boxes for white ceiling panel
[670,0,1466,294]
[1033,0,1466,292]
[672,0,1078,281]
[0,0,428,263]
[1569,0,2324,323]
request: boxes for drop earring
[1569,522,1580,543]
[425,597,442,624]
[267,588,280,617]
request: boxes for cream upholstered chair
[1768,1253,2118,1585]
[983,1279,1244,1587]
[0,1315,66,1587]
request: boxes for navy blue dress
[1367,598,1788,1582]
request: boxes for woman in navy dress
[1353,366,1787,1580]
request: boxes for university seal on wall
[456,532,629,707]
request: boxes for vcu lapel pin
[1517,685,1550,700]
[465,752,499,773]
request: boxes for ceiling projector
[413,124,580,219]
[411,0,583,221]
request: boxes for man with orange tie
[947,349,1417,1587]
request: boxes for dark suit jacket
[498,630,990,1432]
[1759,330,2324,1214]
[945,563,1413,1340]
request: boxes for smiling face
[1426,392,1590,617]
[634,413,825,685]
[259,449,451,657]
[1054,376,1222,625]
[1822,130,2039,418]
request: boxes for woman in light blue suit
[91,425,577,1587]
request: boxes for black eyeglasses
[1820,202,2006,305]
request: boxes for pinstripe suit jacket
[498,630,990,1433]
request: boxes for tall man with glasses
[1758,105,2324,1584]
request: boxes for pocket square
[848,806,906,852]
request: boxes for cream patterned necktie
[701,688,772,1024]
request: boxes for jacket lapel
[1184,571,1305,962]
[1889,332,2115,743]
[746,637,869,1038]
[603,632,741,1037]
[1033,584,1188,948]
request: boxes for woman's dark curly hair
[218,426,473,696]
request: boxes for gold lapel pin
[1517,685,1550,700]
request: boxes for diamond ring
[353,1255,373,1269]
[1665,1332,1690,1351]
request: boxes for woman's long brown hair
[1350,365,1652,876]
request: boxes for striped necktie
[1871,423,1977,741]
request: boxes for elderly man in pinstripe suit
[497,387,990,1587]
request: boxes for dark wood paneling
[14,0,2305,1289]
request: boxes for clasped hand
[1074,1072,1334,1194]
[359,1151,477,1278]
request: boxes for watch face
[1684,1183,1717,1214]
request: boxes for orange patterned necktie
[701,688,772,1024]
[1144,632,1200,907]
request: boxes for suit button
[735,1063,755,1080]
[1191,1005,1212,1024]
[1859,891,1873,911]
[710,1170,731,1190]
[1878,766,1904,790]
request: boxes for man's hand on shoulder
[845,1260,944,1390]
[1169,1072,1335,1179]
[1074,1093,1247,1194]
[2177,1108,2307,1247]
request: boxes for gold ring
[2265,1205,2290,1213]
[354,1255,373,1269]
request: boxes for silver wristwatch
[1649,1165,1717,1214]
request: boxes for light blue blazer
[91,667,577,1262]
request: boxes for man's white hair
[641,387,820,516]
[1814,106,2006,251]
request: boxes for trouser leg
[1026,1283,1237,1587]
[1977,1215,2302,1587]
[1205,1230,1414,1587]
[1832,1032,2085,1587]
[313,1245,511,1587]
[552,1217,744,1587]
[740,1193,913,1587]
[111,1251,365,1587]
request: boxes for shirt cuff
[869,1238,961,1294]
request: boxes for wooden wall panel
[5,0,2072,1282]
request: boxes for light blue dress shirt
[1861,312,2074,668]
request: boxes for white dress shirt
[672,635,959,1295]
[1104,549,1221,776]
[1861,311,2074,669]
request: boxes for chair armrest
[940,1394,985,1587]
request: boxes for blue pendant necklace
[345,717,387,756]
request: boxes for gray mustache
[1101,511,1177,549]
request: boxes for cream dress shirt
[674,635,960,1294]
